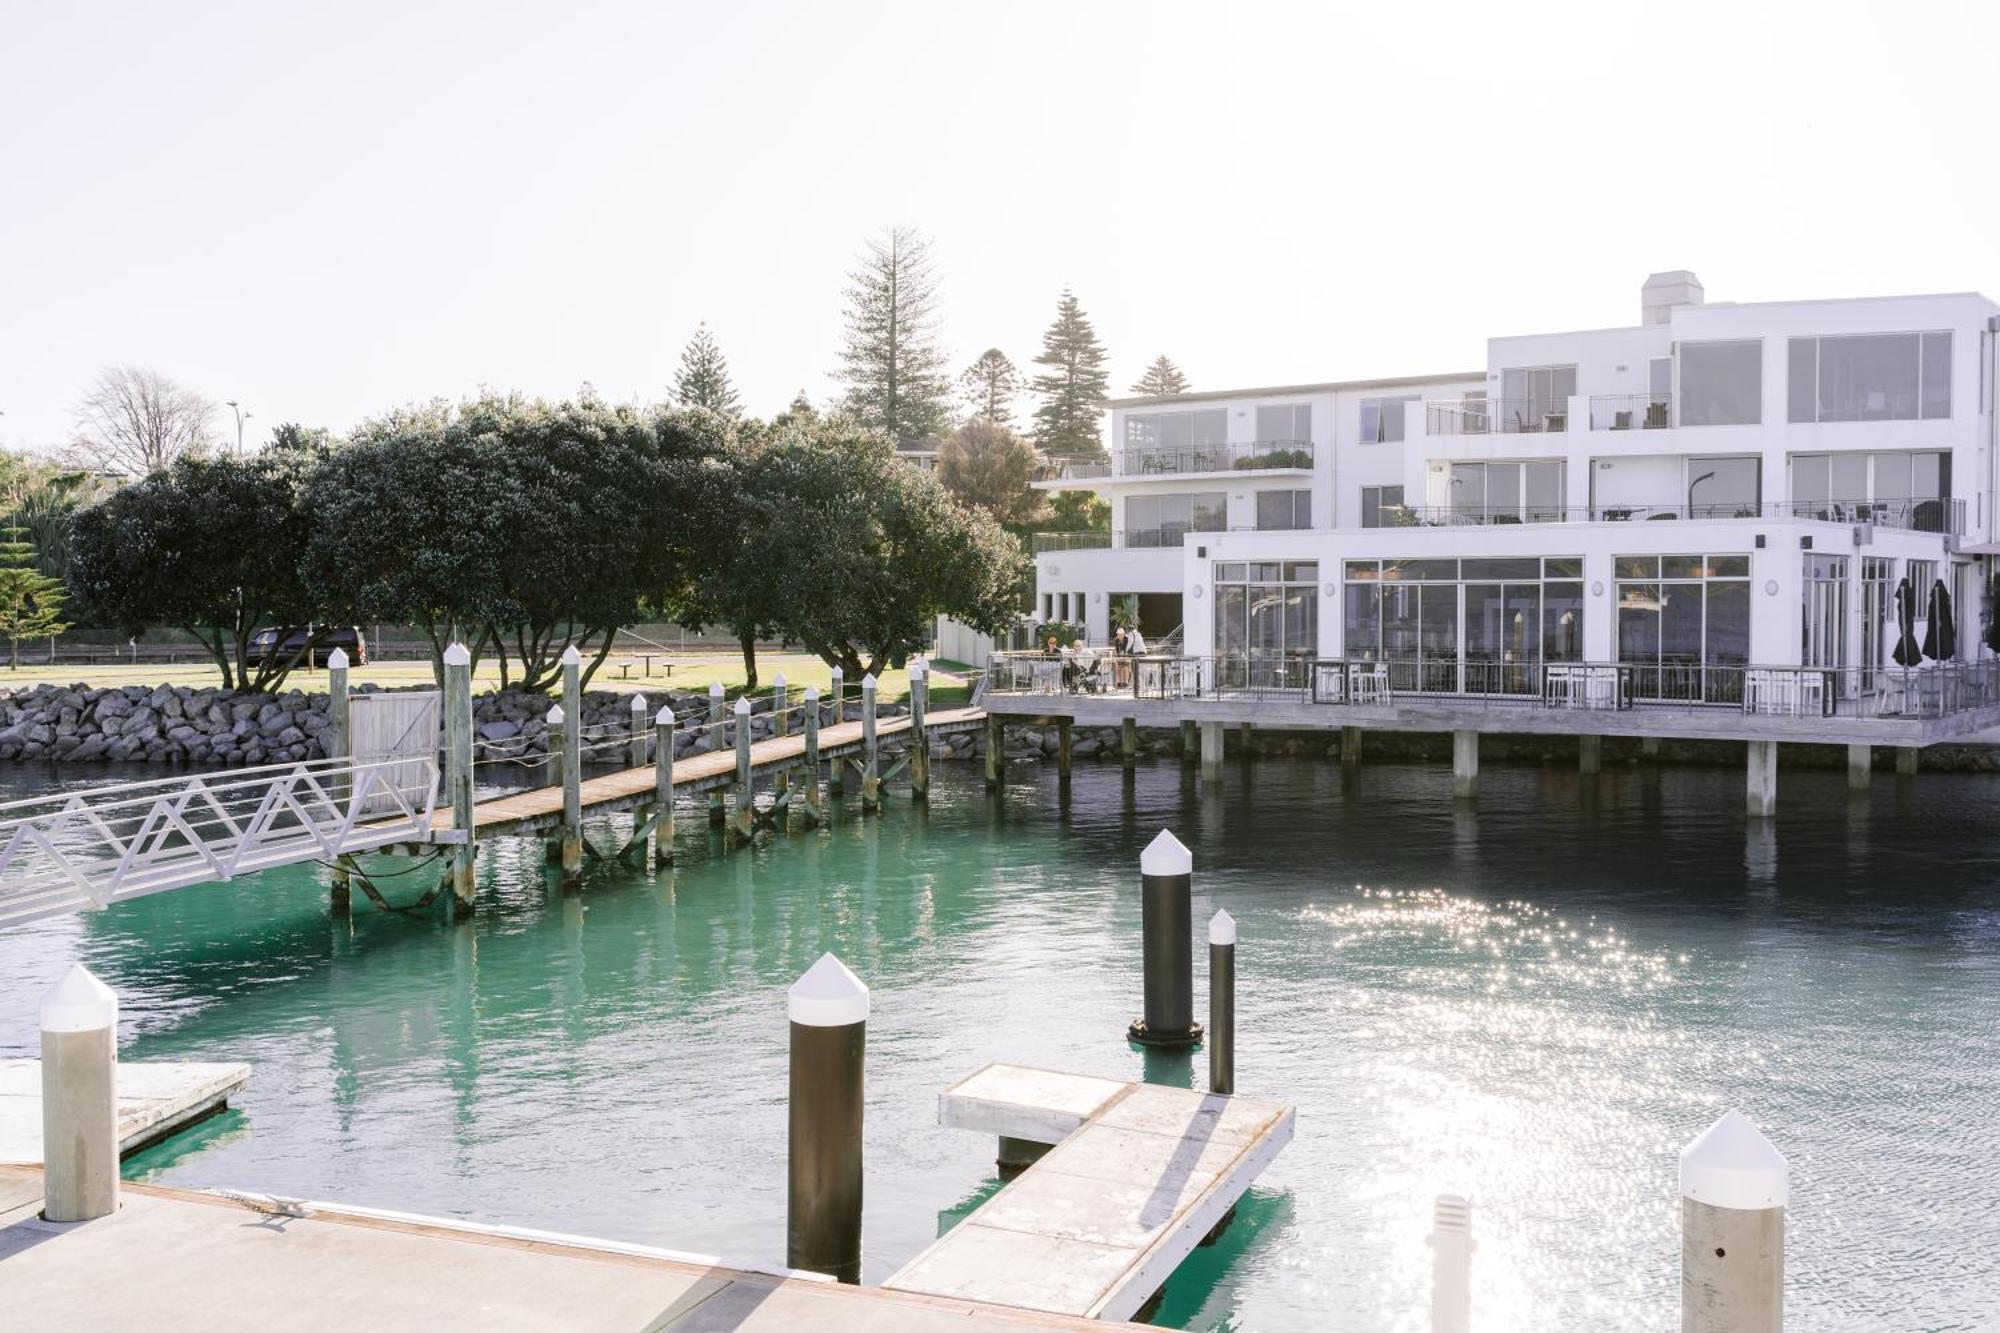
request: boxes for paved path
[0,1059,248,1164]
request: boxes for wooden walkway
[0,1059,249,1165]
[456,707,986,839]
[886,1063,1295,1322]
[0,1166,1145,1332]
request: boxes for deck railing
[1115,440,1314,477]
[1369,498,1962,534]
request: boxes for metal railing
[1424,399,1568,436]
[0,755,441,929]
[1115,440,1314,477]
[1368,498,1962,533]
[1030,531,1114,552]
[984,652,2000,722]
[1589,394,1674,430]
[1768,498,1964,535]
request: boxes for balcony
[1589,393,1673,431]
[1115,439,1313,477]
[1030,529,1216,553]
[1372,498,1962,533]
[1424,398,1569,437]
[1031,531,1113,553]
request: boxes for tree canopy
[1131,355,1190,397]
[0,528,69,669]
[937,420,1045,528]
[1030,289,1111,462]
[959,348,1021,427]
[70,365,215,476]
[836,227,952,443]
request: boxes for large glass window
[1214,561,1319,686]
[1124,491,1226,547]
[1360,484,1405,528]
[1123,409,1228,473]
[1802,555,1849,669]
[1256,404,1312,443]
[1448,460,1566,523]
[1614,554,1752,701]
[1787,332,1952,422]
[1359,395,1418,444]
[1788,451,1951,526]
[1255,489,1312,530]
[1679,340,1762,426]
[1499,365,1577,432]
[1344,557,1584,695]
[1684,456,1761,517]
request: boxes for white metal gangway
[0,755,439,930]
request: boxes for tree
[265,422,336,460]
[959,348,1021,427]
[0,528,69,668]
[1030,289,1111,463]
[68,455,320,689]
[836,226,952,442]
[673,323,742,416]
[1043,488,1111,533]
[1131,355,1189,397]
[936,421,1045,528]
[70,366,214,476]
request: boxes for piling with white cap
[1429,1193,1473,1333]
[1680,1110,1787,1333]
[1208,908,1235,1094]
[787,952,868,1284]
[328,644,353,909]
[707,682,727,825]
[731,696,755,841]
[443,641,476,914]
[653,704,676,864]
[1128,830,1202,1049]
[40,964,119,1222]
[771,673,790,797]
[908,659,929,801]
[560,645,583,874]
[859,673,880,813]
[828,667,847,797]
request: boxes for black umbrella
[1928,579,1956,662]
[1892,576,1921,667]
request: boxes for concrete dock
[887,1063,1296,1322]
[0,1167,1145,1331]
[0,1058,248,1164]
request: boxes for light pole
[1686,469,1716,520]
[225,400,251,457]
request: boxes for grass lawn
[0,651,973,707]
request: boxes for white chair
[1350,664,1389,705]
[1544,664,1578,708]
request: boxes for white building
[1033,273,1998,701]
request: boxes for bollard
[909,659,929,802]
[829,667,846,798]
[653,705,676,865]
[984,712,1003,789]
[328,646,352,910]
[629,693,648,769]
[443,641,476,915]
[732,696,755,840]
[708,682,727,826]
[803,687,823,822]
[1680,1110,1786,1333]
[40,964,119,1222]
[772,673,790,798]
[787,952,868,1284]
[1208,908,1235,1095]
[860,672,879,813]
[1429,1194,1473,1333]
[1127,829,1202,1048]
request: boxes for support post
[732,696,755,840]
[560,645,583,876]
[444,642,476,914]
[708,682,727,826]
[1128,830,1201,1048]
[39,965,119,1222]
[984,712,1003,789]
[1641,736,1662,761]
[996,1135,1050,1181]
[829,667,846,798]
[1122,716,1137,771]
[1846,743,1871,791]
[1341,724,1361,768]
[802,687,823,822]
[1056,716,1072,784]
[1208,909,1234,1095]
[1200,720,1224,783]
[628,693,648,769]
[1895,745,1919,776]
[1429,1194,1473,1333]
[653,705,676,865]
[1180,718,1197,766]
[1680,1111,1786,1333]
[788,953,868,1285]
[909,659,929,801]
[1579,733,1602,775]
[1746,740,1777,819]
[860,673,880,812]
[1452,729,1479,800]
[771,673,789,798]
[328,646,352,910]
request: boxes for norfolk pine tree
[674,323,742,416]
[836,227,952,441]
[1131,355,1190,397]
[960,348,1021,427]
[1030,289,1111,463]
[0,527,69,668]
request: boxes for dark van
[245,626,367,669]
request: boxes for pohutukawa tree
[0,527,69,669]
[1131,355,1190,397]
[836,226,952,443]
[936,421,1046,528]
[1030,289,1111,463]
[70,365,215,476]
[959,348,1021,427]
[673,323,742,416]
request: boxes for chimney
[1641,270,1704,325]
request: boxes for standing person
[1113,626,1129,656]
[1126,625,1148,655]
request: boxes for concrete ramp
[886,1062,1294,1322]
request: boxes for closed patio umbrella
[1929,579,1956,661]
[1892,576,1922,668]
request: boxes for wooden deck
[885,1063,1295,1323]
[0,1059,249,1165]
[0,1166,1145,1332]
[454,707,986,839]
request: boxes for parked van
[245,626,367,669]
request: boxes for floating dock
[886,1063,1296,1322]
[0,1167,1145,1331]
[0,1058,248,1164]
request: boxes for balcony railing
[984,652,2000,721]
[1589,393,1674,431]
[1031,531,1113,552]
[1371,498,1962,534]
[1425,399,1569,436]
[1116,439,1314,477]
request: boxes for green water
[3,757,1998,1330]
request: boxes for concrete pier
[1746,741,1778,818]
[1199,721,1224,782]
[1579,733,1602,775]
[1847,743,1872,790]
[1895,745,1920,776]
[1340,725,1360,767]
[1451,730,1478,800]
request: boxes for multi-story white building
[1033,273,1998,701]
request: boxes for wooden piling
[828,667,847,798]
[560,646,583,877]
[732,696,755,841]
[328,647,352,910]
[653,704,676,865]
[1180,718,1196,766]
[443,641,476,914]
[628,693,648,769]
[1340,724,1360,768]
[708,682,727,825]
[1057,716,1072,783]
[984,713,1003,789]
[909,659,930,802]
[860,673,880,813]
[802,686,823,824]
[1121,717,1137,771]
[772,674,790,798]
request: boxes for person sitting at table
[1067,637,1098,692]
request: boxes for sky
[4,0,1999,453]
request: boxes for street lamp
[224,401,251,457]
[1686,469,1716,520]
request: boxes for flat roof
[1109,369,1482,410]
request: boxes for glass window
[1462,558,1541,580]
[1543,583,1583,660]
[1361,484,1405,528]
[1256,404,1312,443]
[1359,395,1418,444]
[1787,339,1816,423]
[1784,333,1951,423]
[1216,563,1246,581]
[1345,560,1381,582]
[1344,586,1381,659]
[1500,365,1577,430]
[1214,560,1322,663]
[1922,332,1952,418]
[1256,489,1312,530]
[1543,557,1583,578]
[1524,461,1564,519]
[1286,562,1319,581]
[1687,456,1760,517]
[1679,340,1761,426]
[1615,555,1659,579]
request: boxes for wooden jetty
[0,1166,1147,1332]
[886,1063,1296,1322]
[0,1058,249,1164]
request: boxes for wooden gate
[349,691,441,816]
